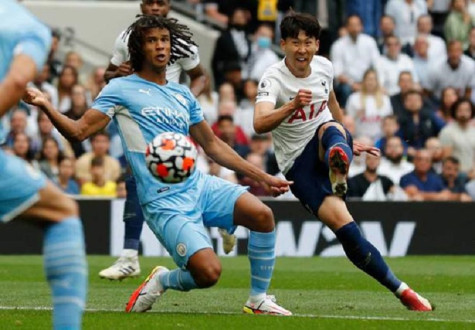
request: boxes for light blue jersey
[92,74,204,205]
[0,0,51,140]
[0,0,50,222]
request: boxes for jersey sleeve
[110,31,128,67]
[176,44,201,71]
[186,88,204,125]
[14,25,52,72]
[91,79,123,118]
[256,72,281,105]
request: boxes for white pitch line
[0,306,473,324]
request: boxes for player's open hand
[23,88,49,108]
[292,89,312,109]
[353,141,380,157]
[262,174,293,197]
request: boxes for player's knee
[254,205,274,232]
[194,262,221,288]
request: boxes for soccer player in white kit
[99,0,240,281]
[254,12,433,312]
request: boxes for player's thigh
[317,195,353,231]
[143,197,213,269]
[0,152,76,223]
[199,174,248,233]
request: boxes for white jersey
[256,56,334,174]
[110,29,200,83]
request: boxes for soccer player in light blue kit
[24,15,292,315]
[0,1,87,329]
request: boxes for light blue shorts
[142,172,248,268]
[0,150,47,223]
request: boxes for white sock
[121,249,138,258]
[249,293,266,303]
[395,282,409,297]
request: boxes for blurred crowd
[2,0,475,202]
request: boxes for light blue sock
[248,230,276,297]
[44,217,88,330]
[159,268,198,292]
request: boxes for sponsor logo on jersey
[157,187,170,193]
[139,88,152,96]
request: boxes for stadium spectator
[398,90,443,153]
[412,35,432,89]
[86,67,106,100]
[80,156,117,197]
[217,82,237,102]
[64,85,88,121]
[444,0,472,48]
[57,65,79,113]
[38,136,64,181]
[416,14,447,61]
[385,0,428,47]
[237,79,258,137]
[212,7,251,87]
[377,15,397,54]
[425,137,445,173]
[75,131,121,185]
[31,63,59,110]
[238,152,270,196]
[440,156,472,201]
[428,0,452,35]
[197,73,219,124]
[214,115,249,158]
[116,175,127,198]
[212,101,249,145]
[375,115,407,156]
[465,27,475,60]
[46,28,62,83]
[378,136,414,184]
[248,133,279,175]
[248,24,280,81]
[342,114,356,136]
[400,149,453,200]
[439,98,475,174]
[425,40,475,99]
[376,35,418,96]
[346,0,384,38]
[346,68,393,140]
[12,132,40,171]
[390,71,417,117]
[4,109,28,148]
[330,14,380,107]
[32,112,70,156]
[64,51,87,84]
[55,157,80,195]
[436,87,459,123]
[348,154,395,200]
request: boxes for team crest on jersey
[320,80,329,94]
[176,243,187,257]
[260,78,271,90]
[173,93,188,107]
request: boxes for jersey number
[288,101,327,124]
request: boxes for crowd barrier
[1,199,474,255]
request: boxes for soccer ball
[145,132,197,183]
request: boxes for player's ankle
[121,249,139,258]
[249,292,266,303]
[395,282,409,297]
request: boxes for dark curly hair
[126,15,197,72]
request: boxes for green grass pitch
[0,256,474,329]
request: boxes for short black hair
[127,15,196,71]
[403,89,422,102]
[443,156,460,166]
[91,156,104,168]
[217,115,234,124]
[345,14,363,26]
[450,98,475,119]
[280,11,321,40]
[90,130,110,142]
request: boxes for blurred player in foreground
[100,0,214,281]
[24,15,292,316]
[0,1,87,328]
[253,12,433,311]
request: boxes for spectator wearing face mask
[248,24,280,81]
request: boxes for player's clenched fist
[117,61,134,76]
[291,89,312,108]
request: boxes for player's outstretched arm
[104,61,133,83]
[254,89,312,134]
[23,88,111,141]
[0,55,37,117]
[190,120,292,196]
